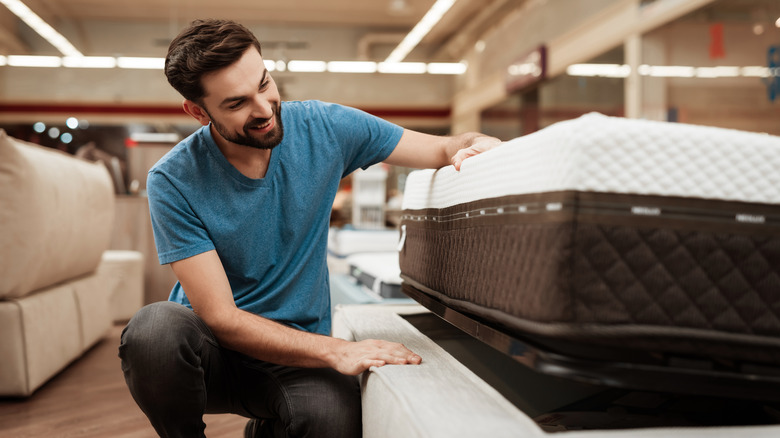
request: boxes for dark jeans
[118,301,362,438]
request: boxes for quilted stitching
[576,118,780,201]
[399,223,576,323]
[573,224,780,335]
[402,113,780,210]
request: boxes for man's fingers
[364,359,386,369]
[361,341,421,365]
[451,147,476,170]
[336,339,423,375]
[381,354,420,365]
[452,147,479,170]
[451,137,503,170]
[364,353,421,370]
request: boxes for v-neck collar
[202,124,281,188]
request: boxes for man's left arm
[383,129,502,171]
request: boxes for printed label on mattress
[401,191,780,236]
[631,206,662,216]
[736,213,765,224]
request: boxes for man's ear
[182,100,211,126]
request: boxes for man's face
[198,47,283,150]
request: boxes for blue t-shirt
[147,100,403,335]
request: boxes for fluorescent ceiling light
[63,56,117,68]
[0,0,82,57]
[566,63,767,79]
[566,63,630,78]
[287,60,327,73]
[695,66,740,78]
[7,55,61,67]
[427,62,467,75]
[0,55,468,75]
[378,62,427,74]
[385,0,456,63]
[638,64,695,78]
[117,57,165,69]
[130,132,180,143]
[327,61,377,73]
[742,66,771,78]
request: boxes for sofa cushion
[98,250,144,321]
[72,272,112,348]
[0,269,111,397]
[0,281,83,396]
[0,130,115,298]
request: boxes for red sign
[709,23,725,59]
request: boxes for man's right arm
[170,249,421,375]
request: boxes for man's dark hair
[165,19,263,103]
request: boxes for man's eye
[260,81,270,90]
[229,101,244,109]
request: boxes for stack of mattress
[327,227,412,310]
[399,113,780,376]
[327,227,399,275]
[347,252,405,299]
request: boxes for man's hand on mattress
[331,338,422,375]
[451,135,502,171]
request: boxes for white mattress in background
[327,228,400,258]
[347,252,402,288]
[402,113,780,210]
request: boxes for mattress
[398,113,780,370]
[347,252,405,299]
[326,227,400,274]
[327,228,400,257]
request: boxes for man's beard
[209,103,284,150]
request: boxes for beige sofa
[0,129,140,397]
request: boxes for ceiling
[2,0,778,61]
[24,0,438,27]
[5,0,521,61]
[683,0,780,23]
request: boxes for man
[119,18,501,438]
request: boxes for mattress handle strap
[397,224,407,252]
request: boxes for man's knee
[119,301,211,376]
[288,371,362,438]
[118,302,214,436]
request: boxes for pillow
[0,130,115,298]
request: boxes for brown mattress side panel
[572,224,780,335]
[400,221,577,323]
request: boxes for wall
[452,0,621,132]
[455,0,779,135]
[659,20,780,134]
[468,0,618,83]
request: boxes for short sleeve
[311,102,403,177]
[147,170,216,265]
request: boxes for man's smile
[247,115,274,132]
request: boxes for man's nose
[249,95,273,119]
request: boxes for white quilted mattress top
[402,113,780,210]
[327,228,400,257]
